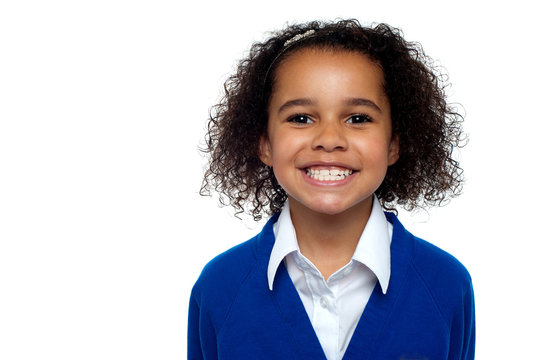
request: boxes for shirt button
[319,296,329,308]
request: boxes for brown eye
[288,114,313,124]
[346,114,372,124]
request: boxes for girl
[189,19,474,360]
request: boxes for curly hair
[200,19,465,220]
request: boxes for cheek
[267,134,306,187]
[354,136,394,168]
[269,133,305,162]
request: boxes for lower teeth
[307,173,349,181]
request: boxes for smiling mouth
[305,167,354,181]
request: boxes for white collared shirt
[268,197,392,360]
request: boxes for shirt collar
[351,197,392,294]
[268,200,299,291]
[267,197,392,293]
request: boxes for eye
[287,114,313,124]
[346,114,372,124]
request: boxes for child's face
[260,48,399,217]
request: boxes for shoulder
[190,214,277,309]
[387,212,472,292]
[188,234,261,340]
[191,235,259,301]
[387,212,474,319]
[406,225,474,325]
[411,236,472,290]
[405,227,476,357]
[189,216,278,341]
[375,213,475,358]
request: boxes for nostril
[313,143,347,152]
[311,125,348,151]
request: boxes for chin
[301,195,374,217]
[304,200,356,217]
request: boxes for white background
[1,0,539,358]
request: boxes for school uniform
[188,199,475,359]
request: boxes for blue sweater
[188,212,475,359]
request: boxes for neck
[288,198,373,279]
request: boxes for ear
[387,134,400,166]
[259,134,273,166]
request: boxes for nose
[311,121,348,152]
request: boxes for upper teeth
[306,168,353,181]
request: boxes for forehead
[270,48,387,106]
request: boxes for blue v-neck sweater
[188,212,475,359]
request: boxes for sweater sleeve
[187,286,204,360]
[188,283,219,360]
[462,279,475,359]
[449,275,476,360]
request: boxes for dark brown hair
[200,19,465,220]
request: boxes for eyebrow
[344,97,382,113]
[277,98,315,114]
[277,97,382,114]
